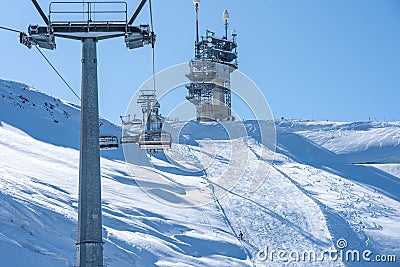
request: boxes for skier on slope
[239,230,243,240]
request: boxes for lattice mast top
[193,1,238,68]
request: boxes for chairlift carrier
[99,123,118,150]
[120,92,172,151]
[120,2,172,151]
[99,134,119,150]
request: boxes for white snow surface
[0,79,399,266]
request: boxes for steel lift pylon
[22,1,152,266]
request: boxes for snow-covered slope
[0,79,123,161]
[0,79,399,266]
[0,79,250,266]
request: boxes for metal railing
[49,1,128,24]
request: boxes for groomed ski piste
[0,78,399,266]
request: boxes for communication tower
[186,1,238,121]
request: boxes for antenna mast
[223,10,229,39]
[194,0,200,55]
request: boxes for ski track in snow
[0,79,399,266]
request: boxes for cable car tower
[22,1,152,266]
[186,1,238,121]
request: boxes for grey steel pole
[76,37,104,267]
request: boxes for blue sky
[1,0,399,123]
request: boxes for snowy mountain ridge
[0,78,399,266]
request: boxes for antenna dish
[193,0,200,5]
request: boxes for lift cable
[33,45,121,132]
[34,46,81,101]
[1,25,94,127]
[2,25,130,135]
[34,45,123,134]
[149,0,156,92]
[0,25,81,101]
[0,26,21,34]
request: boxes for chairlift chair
[120,114,141,144]
[120,134,139,144]
[120,114,142,125]
[131,119,142,125]
[138,130,172,151]
[122,90,172,151]
[99,135,119,150]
